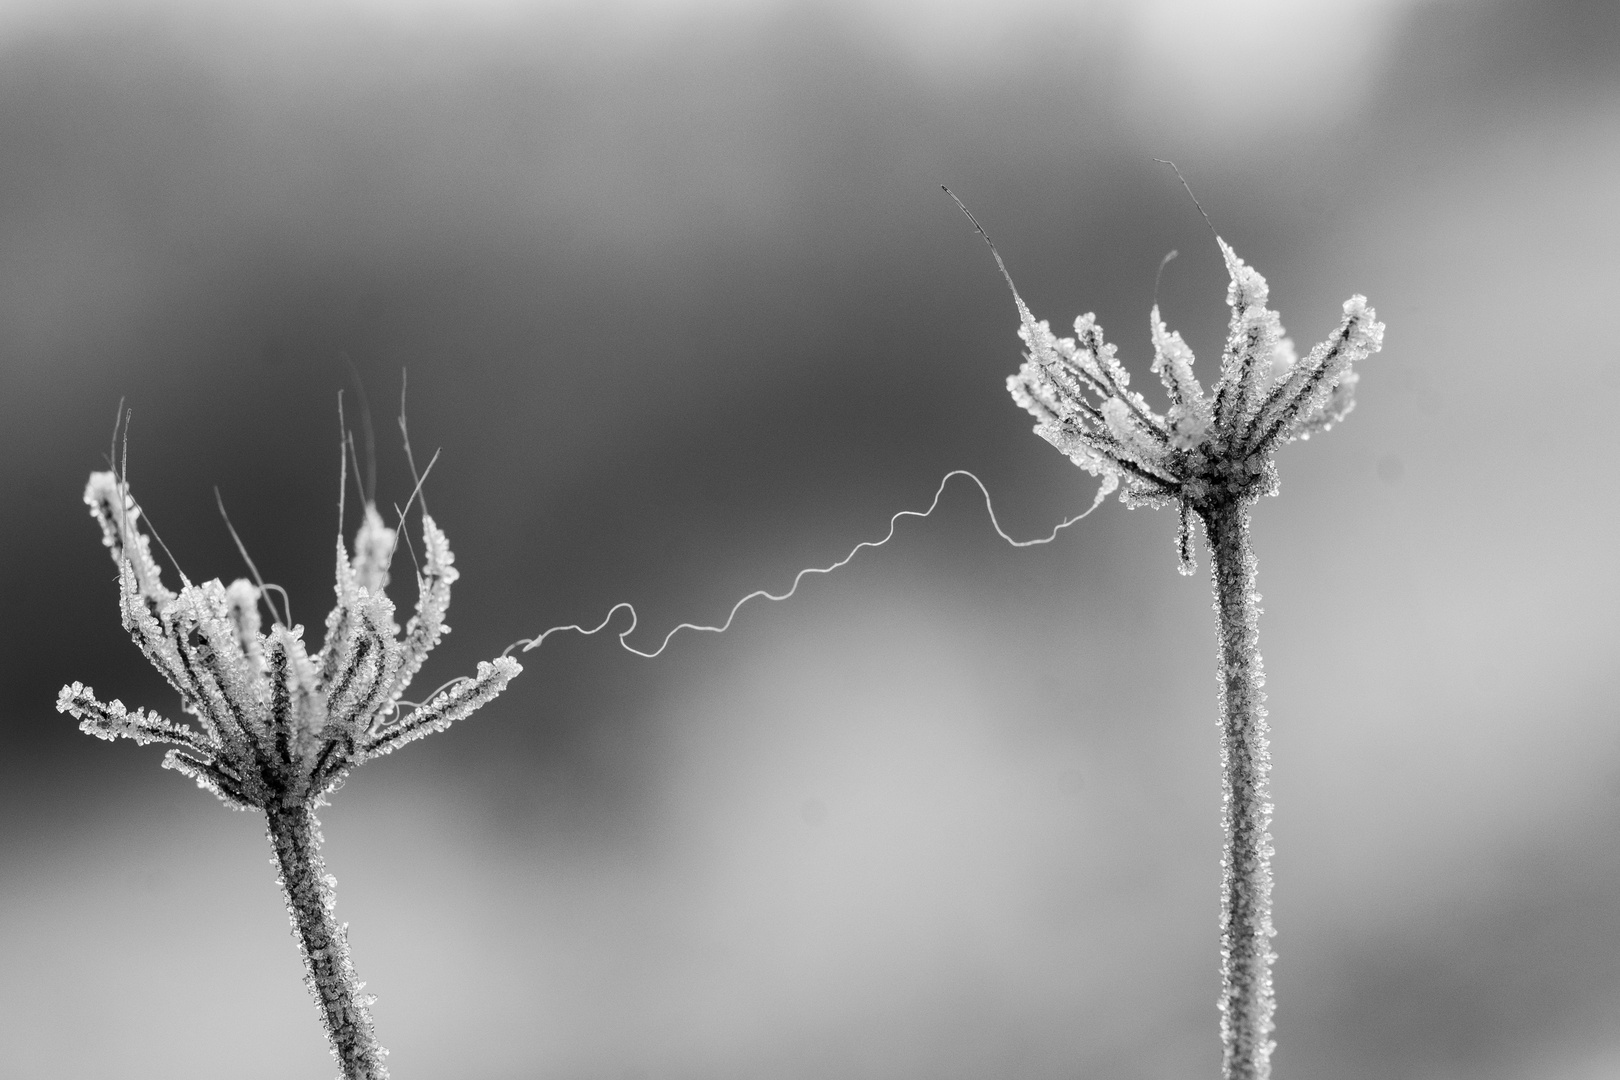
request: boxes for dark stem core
[265,803,390,1080]
[1200,499,1277,1080]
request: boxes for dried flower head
[1005,238,1384,572]
[951,182,1387,1080]
[59,471,521,809]
[57,457,520,1079]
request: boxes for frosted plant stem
[266,804,390,1080]
[1202,499,1276,1080]
[62,456,517,1078]
[971,194,1382,1080]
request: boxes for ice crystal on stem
[59,464,521,1080]
[983,206,1382,1080]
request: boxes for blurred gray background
[1,0,1617,1076]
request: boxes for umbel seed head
[1006,238,1384,573]
[59,469,521,810]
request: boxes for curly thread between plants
[507,467,1106,659]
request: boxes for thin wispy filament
[507,468,1100,660]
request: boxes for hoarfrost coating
[58,472,521,808]
[998,231,1383,1080]
[57,468,520,1080]
[1006,238,1384,573]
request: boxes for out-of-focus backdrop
[1,0,1617,1076]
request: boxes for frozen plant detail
[969,197,1383,1080]
[57,465,521,1080]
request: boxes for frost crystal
[59,467,521,1079]
[1006,237,1384,572]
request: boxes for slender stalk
[1201,499,1276,1080]
[266,803,390,1080]
[980,198,1380,1078]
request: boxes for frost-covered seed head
[58,472,521,810]
[1005,238,1384,573]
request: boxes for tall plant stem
[266,803,390,1080]
[1201,498,1276,1080]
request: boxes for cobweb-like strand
[507,468,1107,660]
